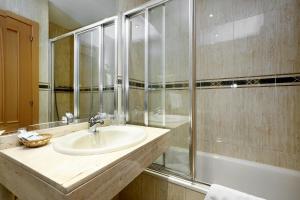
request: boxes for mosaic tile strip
[128,75,300,89]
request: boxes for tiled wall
[117,0,151,13]
[115,173,206,200]
[196,0,300,171]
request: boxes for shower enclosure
[123,0,300,200]
[49,17,118,121]
[123,0,196,178]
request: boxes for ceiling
[49,0,117,30]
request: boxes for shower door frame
[49,16,119,120]
[122,0,196,180]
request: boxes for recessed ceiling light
[209,14,214,18]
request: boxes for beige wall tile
[196,0,300,79]
[141,174,157,200]
[167,182,186,200]
[196,86,300,170]
[118,175,142,200]
[117,0,150,13]
[185,189,206,200]
[39,90,49,123]
[0,184,14,200]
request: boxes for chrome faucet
[88,113,107,133]
[62,112,74,124]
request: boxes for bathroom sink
[53,126,147,155]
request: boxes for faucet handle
[62,112,74,124]
[66,112,74,119]
[97,112,107,118]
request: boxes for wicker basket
[20,134,52,148]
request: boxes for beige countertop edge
[0,125,170,194]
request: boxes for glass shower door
[52,36,74,121]
[102,23,117,115]
[125,0,192,177]
[77,28,100,119]
[127,13,145,125]
[163,0,191,177]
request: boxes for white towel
[204,184,266,200]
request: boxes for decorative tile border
[39,83,50,89]
[53,86,115,92]
[127,74,300,90]
[54,86,74,92]
[41,74,300,92]
[197,75,300,89]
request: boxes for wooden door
[0,11,39,133]
[0,15,4,128]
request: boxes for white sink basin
[53,126,147,155]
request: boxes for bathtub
[164,147,300,200]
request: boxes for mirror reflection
[0,0,119,134]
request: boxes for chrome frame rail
[144,8,149,126]
[74,34,79,117]
[99,26,104,113]
[144,169,209,194]
[189,0,197,180]
[48,41,54,121]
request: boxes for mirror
[0,0,135,135]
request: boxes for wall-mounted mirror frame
[49,16,118,121]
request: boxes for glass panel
[128,14,145,124]
[52,36,74,121]
[103,24,116,115]
[164,0,190,176]
[148,5,165,166]
[148,5,164,127]
[77,28,100,119]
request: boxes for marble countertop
[0,124,170,196]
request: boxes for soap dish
[20,134,52,148]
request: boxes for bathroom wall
[196,0,300,172]
[49,22,70,38]
[115,172,206,200]
[117,0,150,13]
[0,0,49,123]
